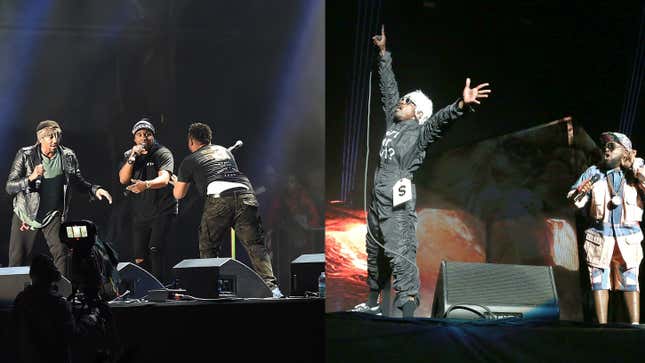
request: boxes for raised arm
[567,166,600,209]
[622,151,645,191]
[419,78,491,149]
[418,100,464,150]
[118,144,147,185]
[373,25,400,128]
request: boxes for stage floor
[1,297,325,363]
[7,300,645,362]
[326,312,645,362]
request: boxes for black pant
[8,213,70,277]
[132,214,175,283]
[366,206,420,310]
[198,191,278,289]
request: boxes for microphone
[570,174,601,202]
[34,164,43,189]
[228,140,243,152]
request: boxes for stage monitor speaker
[0,266,72,307]
[116,262,165,299]
[431,260,559,320]
[173,258,271,299]
[290,253,325,297]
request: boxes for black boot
[402,300,416,318]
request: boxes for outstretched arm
[460,78,491,108]
[419,78,492,149]
[173,160,191,199]
[66,153,112,204]
[173,181,190,200]
[622,151,645,191]
[372,25,400,128]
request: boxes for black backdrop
[326,0,644,204]
[0,0,324,283]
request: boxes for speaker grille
[444,262,556,306]
[173,258,271,298]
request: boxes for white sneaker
[272,287,284,298]
[351,302,382,315]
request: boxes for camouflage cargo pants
[199,191,278,289]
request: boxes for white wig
[404,90,433,124]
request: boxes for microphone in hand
[570,174,601,202]
[32,164,44,189]
[132,143,147,157]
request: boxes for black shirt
[177,144,253,196]
[122,143,177,220]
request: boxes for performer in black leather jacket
[352,26,491,317]
[5,120,112,276]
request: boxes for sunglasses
[603,142,623,151]
[400,97,415,106]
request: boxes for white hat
[403,90,433,124]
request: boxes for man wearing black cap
[568,131,644,324]
[5,120,113,277]
[118,118,176,282]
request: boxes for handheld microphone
[228,140,243,152]
[571,174,601,202]
[35,177,41,189]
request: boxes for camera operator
[10,254,75,363]
[62,220,121,363]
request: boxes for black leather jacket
[5,144,101,223]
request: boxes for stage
[326,312,645,362]
[0,297,324,362]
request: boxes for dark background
[0,0,324,284]
[326,0,644,204]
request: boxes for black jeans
[199,191,278,289]
[132,214,175,282]
[8,213,70,277]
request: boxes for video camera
[60,219,121,299]
[59,220,120,361]
[61,220,96,253]
[60,220,102,297]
